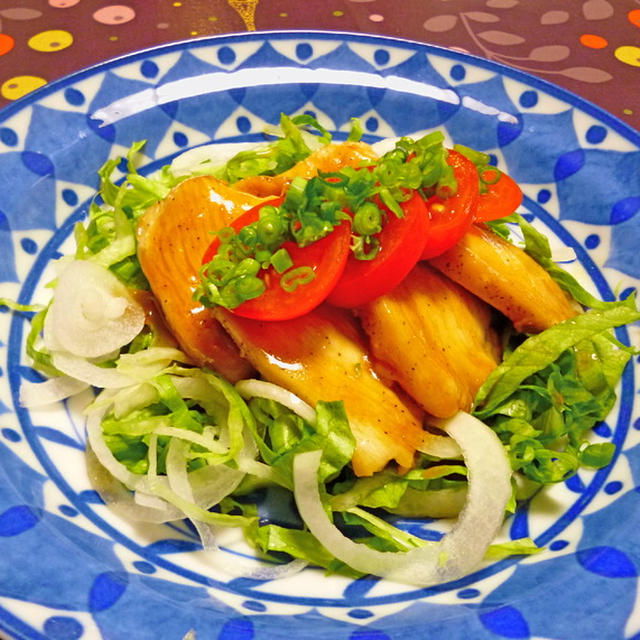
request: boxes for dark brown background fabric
[0,0,638,131]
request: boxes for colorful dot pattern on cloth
[0,33,639,639]
[0,0,637,128]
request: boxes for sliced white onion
[111,383,159,419]
[418,432,463,460]
[189,464,245,509]
[47,260,145,358]
[370,136,402,155]
[86,447,182,523]
[86,407,143,489]
[153,426,228,454]
[236,456,285,486]
[169,142,257,177]
[116,347,187,377]
[134,490,171,511]
[235,379,316,425]
[293,411,511,586]
[19,376,89,407]
[165,438,220,551]
[205,554,308,581]
[52,351,135,389]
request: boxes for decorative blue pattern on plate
[0,31,638,640]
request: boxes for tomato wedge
[327,190,429,308]
[201,199,351,321]
[474,168,522,222]
[420,150,478,260]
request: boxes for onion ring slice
[293,411,512,586]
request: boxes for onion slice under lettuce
[293,411,512,586]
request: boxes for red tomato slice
[420,150,478,260]
[474,168,522,222]
[201,198,351,321]
[327,190,429,308]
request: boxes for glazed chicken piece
[136,175,263,381]
[232,141,379,197]
[358,263,501,418]
[429,224,578,333]
[215,305,425,477]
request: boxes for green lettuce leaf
[474,299,639,416]
[474,305,638,483]
[246,397,355,486]
[218,113,332,183]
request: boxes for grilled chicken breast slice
[136,175,263,381]
[358,263,501,418]
[215,305,425,477]
[232,141,379,197]
[429,224,578,333]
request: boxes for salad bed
[15,115,639,586]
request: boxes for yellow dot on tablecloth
[190,30,198,35]
[208,16,218,21]
[1,75,47,100]
[279,12,288,17]
[109,35,119,41]
[333,10,344,16]
[173,1,182,6]
[28,29,73,52]
[623,108,634,115]
[614,45,640,67]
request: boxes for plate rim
[1,29,639,145]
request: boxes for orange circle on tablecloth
[579,34,608,49]
[628,9,640,27]
[93,5,136,25]
[28,29,73,52]
[0,34,15,56]
[1,75,47,100]
[615,45,640,67]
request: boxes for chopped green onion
[280,266,315,292]
[453,143,490,168]
[270,248,294,274]
[479,165,501,185]
[580,442,615,468]
[351,235,380,261]
[352,202,382,236]
[198,126,463,310]
[346,117,363,142]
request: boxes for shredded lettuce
[474,302,638,482]
[74,141,186,289]
[487,214,628,310]
[216,113,332,183]
[243,397,355,487]
[15,118,640,581]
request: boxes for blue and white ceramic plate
[0,31,639,640]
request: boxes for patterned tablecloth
[0,0,638,131]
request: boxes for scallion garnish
[453,143,503,194]
[197,127,461,310]
[281,266,315,292]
